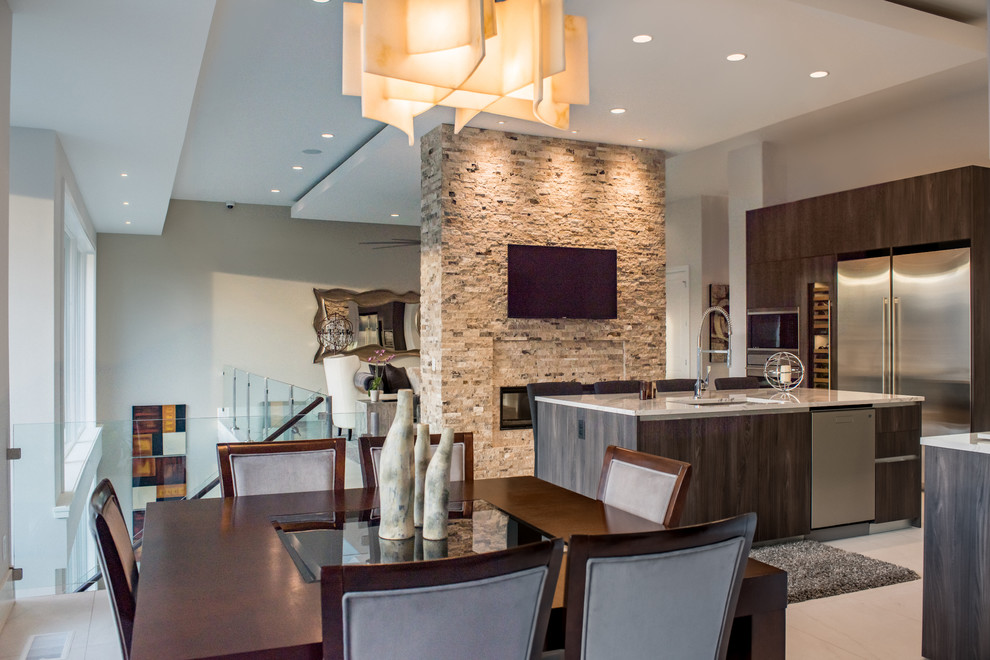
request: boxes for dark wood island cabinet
[922,434,990,659]
[536,389,922,542]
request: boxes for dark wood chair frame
[90,478,138,660]
[562,513,757,660]
[321,538,564,660]
[216,437,347,498]
[654,378,699,392]
[358,432,474,489]
[596,445,692,528]
[714,376,762,390]
[592,380,642,395]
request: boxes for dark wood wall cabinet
[747,165,990,429]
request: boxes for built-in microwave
[746,308,799,376]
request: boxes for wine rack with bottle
[809,282,831,389]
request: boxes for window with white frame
[63,189,95,458]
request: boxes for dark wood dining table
[130,476,786,659]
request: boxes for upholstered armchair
[323,354,422,438]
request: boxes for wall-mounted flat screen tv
[507,244,618,319]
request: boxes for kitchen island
[535,388,922,542]
[921,433,990,659]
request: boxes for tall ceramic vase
[414,423,431,527]
[422,428,454,541]
[378,389,415,540]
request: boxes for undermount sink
[665,396,740,406]
[745,395,794,405]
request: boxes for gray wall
[96,200,420,422]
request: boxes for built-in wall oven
[746,308,799,378]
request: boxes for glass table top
[271,500,550,582]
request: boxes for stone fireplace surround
[419,125,666,478]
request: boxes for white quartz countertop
[535,387,922,420]
[922,432,990,455]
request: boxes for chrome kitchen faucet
[695,306,732,398]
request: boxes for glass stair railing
[11,367,366,597]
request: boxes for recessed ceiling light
[125,221,131,225]
[120,172,128,177]
[302,148,322,155]
[610,108,626,114]
[726,53,746,62]
[571,130,578,134]
[390,214,400,217]
[313,0,330,3]
[636,138,644,142]
[292,165,303,170]
[123,201,129,206]
[632,34,652,44]
[810,70,829,78]
[271,189,280,193]
[321,133,334,139]
[497,121,505,125]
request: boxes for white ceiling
[8,0,215,235]
[8,0,988,235]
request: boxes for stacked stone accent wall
[420,125,666,478]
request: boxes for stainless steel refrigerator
[836,247,970,437]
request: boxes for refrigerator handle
[882,297,889,394]
[891,297,900,394]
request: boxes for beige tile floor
[0,589,121,660]
[787,526,924,659]
[0,526,924,660]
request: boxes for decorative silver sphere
[318,312,353,355]
[764,351,805,391]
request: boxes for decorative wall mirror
[313,288,421,362]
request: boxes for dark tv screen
[748,313,799,350]
[507,244,617,319]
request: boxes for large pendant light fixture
[342,0,589,145]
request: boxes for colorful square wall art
[131,404,187,537]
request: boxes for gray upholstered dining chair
[322,538,564,660]
[592,380,641,394]
[90,479,138,660]
[655,378,698,392]
[597,445,692,527]
[216,437,346,497]
[358,432,473,489]
[554,513,756,660]
[714,376,762,390]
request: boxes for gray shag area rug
[750,540,920,604]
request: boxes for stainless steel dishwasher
[811,408,875,529]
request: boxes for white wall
[664,195,729,379]
[9,128,57,428]
[96,200,421,422]
[0,0,14,624]
[8,128,98,596]
[665,197,702,376]
[669,85,990,204]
